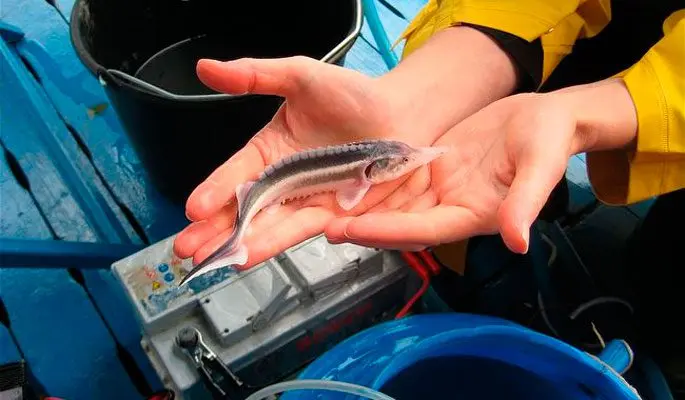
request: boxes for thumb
[196,56,315,96]
[498,151,568,254]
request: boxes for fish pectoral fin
[335,181,372,211]
[236,180,256,211]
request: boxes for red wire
[418,249,442,275]
[396,250,440,319]
[395,273,430,318]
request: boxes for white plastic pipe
[244,379,397,400]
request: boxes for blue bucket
[282,313,640,400]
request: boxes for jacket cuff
[587,56,684,205]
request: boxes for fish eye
[402,157,409,162]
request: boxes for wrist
[553,79,638,155]
[375,26,519,144]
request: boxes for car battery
[111,234,411,399]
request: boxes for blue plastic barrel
[282,313,640,400]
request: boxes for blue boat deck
[0,1,654,399]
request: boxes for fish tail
[177,229,247,287]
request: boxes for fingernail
[198,58,222,67]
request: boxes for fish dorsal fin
[235,180,256,212]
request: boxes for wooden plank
[0,131,141,398]
[0,325,21,365]
[0,38,161,396]
[0,52,99,242]
[343,36,389,77]
[359,1,413,58]
[389,0,429,21]
[0,266,145,400]
[3,0,188,244]
[0,148,47,367]
[0,149,53,242]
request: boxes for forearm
[377,26,519,142]
[552,78,638,155]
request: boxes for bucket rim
[371,325,641,399]
[68,0,363,102]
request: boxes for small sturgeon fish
[178,139,449,286]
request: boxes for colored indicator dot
[158,263,169,273]
[164,273,175,282]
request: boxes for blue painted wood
[363,0,400,68]
[390,0,429,20]
[0,21,24,43]
[0,147,45,368]
[0,267,144,400]
[0,53,94,242]
[0,325,21,365]
[360,1,410,58]
[343,36,389,77]
[0,146,52,242]
[0,129,140,398]
[0,239,145,269]
[0,37,161,396]
[4,0,188,243]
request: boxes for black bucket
[69,0,362,204]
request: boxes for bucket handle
[95,0,363,102]
[321,0,363,64]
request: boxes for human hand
[325,79,639,254]
[172,56,444,268]
[172,26,534,268]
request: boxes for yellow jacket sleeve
[398,0,612,84]
[587,10,685,205]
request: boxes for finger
[197,57,314,97]
[190,202,297,266]
[193,206,333,269]
[192,227,235,266]
[185,141,266,221]
[174,221,221,259]
[497,154,568,254]
[324,206,482,247]
[192,198,334,269]
[244,207,335,267]
[174,206,237,257]
[326,235,427,252]
[367,167,432,213]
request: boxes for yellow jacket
[399,1,685,206]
